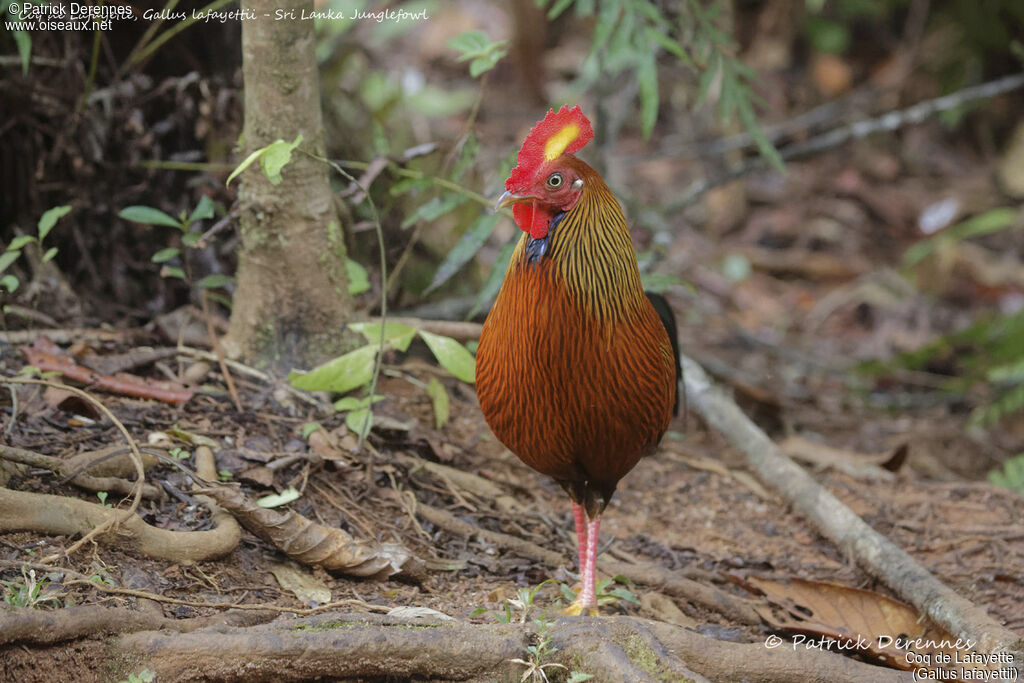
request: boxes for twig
[669,72,1024,209]
[174,346,327,409]
[0,328,144,345]
[199,290,242,412]
[679,352,1024,662]
[61,580,389,616]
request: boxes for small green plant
[510,618,568,683]
[446,30,508,78]
[289,321,476,439]
[96,491,112,508]
[989,453,1024,495]
[169,447,191,461]
[119,668,156,683]
[1,205,69,294]
[217,469,233,482]
[118,196,234,305]
[2,567,64,609]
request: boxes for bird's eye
[547,173,563,188]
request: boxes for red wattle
[513,202,554,240]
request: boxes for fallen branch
[679,352,1024,663]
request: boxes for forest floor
[3,35,1024,682]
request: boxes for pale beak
[494,190,532,212]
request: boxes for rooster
[476,105,678,615]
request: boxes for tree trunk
[227,0,352,369]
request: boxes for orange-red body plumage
[477,158,675,517]
[476,106,676,613]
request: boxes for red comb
[507,105,594,190]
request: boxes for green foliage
[559,575,640,608]
[446,30,508,78]
[540,0,780,164]
[346,257,371,295]
[510,617,568,682]
[120,670,156,683]
[119,195,231,291]
[426,377,450,429]
[882,213,1024,426]
[256,487,301,508]
[903,208,1018,268]
[988,453,1024,495]
[2,567,64,609]
[227,134,303,187]
[3,1,32,75]
[290,322,475,438]
[861,309,1024,426]
[1,205,69,294]
[96,491,112,508]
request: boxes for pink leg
[574,513,602,612]
[571,502,588,574]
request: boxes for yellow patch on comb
[543,124,581,162]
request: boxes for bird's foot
[563,598,598,617]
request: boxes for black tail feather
[645,291,683,417]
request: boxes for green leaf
[345,408,373,439]
[446,30,508,78]
[151,247,180,263]
[469,234,517,318]
[301,422,322,439]
[333,394,383,412]
[181,232,202,247]
[289,344,377,394]
[119,206,182,229]
[401,193,468,229]
[160,266,186,280]
[187,195,216,224]
[7,235,35,251]
[637,49,659,139]
[226,147,264,187]
[260,134,303,185]
[0,274,19,292]
[645,26,688,62]
[545,0,575,20]
[349,321,417,352]
[425,213,499,293]
[11,26,30,76]
[0,250,21,275]
[346,258,370,295]
[41,247,57,263]
[256,487,301,508]
[418,330,476,383]
[37,205,71,239]
[904,208,1018,267]
[426,377,450,429]
[195,274,234,290]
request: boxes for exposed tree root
[0,444,162,499]
[0,487,240,562]
[33,610,906,682]
[0,605,275,646]
[680,353,1024,665]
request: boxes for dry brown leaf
[196,483,411,579]
[269,561,332,605]
[745,576,994,678]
